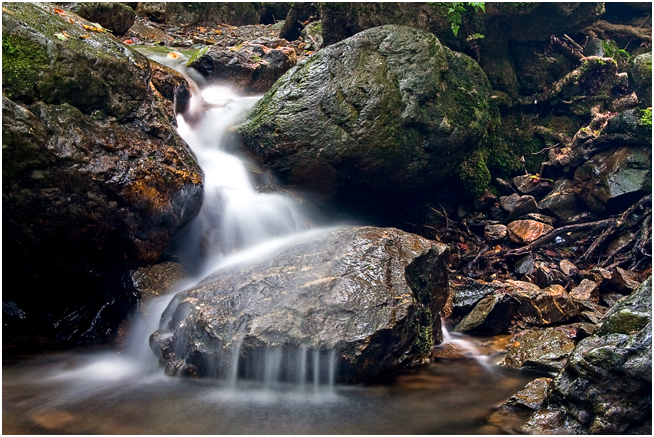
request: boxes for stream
[3,56,541,435]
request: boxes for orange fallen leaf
[54,8,66,15]
[80,34,91,39]
[167,51,181,59]
[124,39,133,44]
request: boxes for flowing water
[3,59,540,434]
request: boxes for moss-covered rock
[238,25,491,214]
[524,277,652,434]
[2,2,203,345]
[629,52,652,107]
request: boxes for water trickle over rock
[150,226,450,383]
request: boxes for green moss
[640,108,652,128]
[457,148,491,196]
[2,34,49,99]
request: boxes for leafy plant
[447,2,485,36]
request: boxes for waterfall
[439,322,491,368]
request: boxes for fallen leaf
[545,250,558,257]
[167,51,181,59]
[124,38,133,44]
[54,32,68,41]
[54,8,66,15]
[62,31,72,38]
[80,34,91,39]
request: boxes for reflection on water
[3,348,538,435]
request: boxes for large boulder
[150,226,451,383]
[238,25,491,213]
[524,276,652,434]
[2,2,203,343]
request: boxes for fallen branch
[502,195,652,261]
[583,20,652,42]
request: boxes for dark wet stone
[570,279,600,303]
[513,174,552,199]
[559,259,577,277]
[537,178,586,224]
[500,193,520,213]
[506,377,553,410]
[509,282,579,326]
[501,327,575,372]
[507,195,539,221]
[129,262,188,305]
[494,177,516,195]
[238,25,491,213]
[609,267,645,294]
[59,2,136,35]
[452,278,503,312]
[598,276,651,336]
[150,227,451,384]
[628,53,652,106]
[484,224,507,242]
[524,276,652,434]
[514,254,535,276]
[533,264,567,288]
[573,147,651,215]
[190,43,297,95]
[453,293,520,335]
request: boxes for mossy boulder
[150,226,451,383]
[524,277,652,434]
[238,25,491,213]
[2,2,203,344]
[628,52,652,107]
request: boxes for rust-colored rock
[507,220,554,244]
[570,279,600,303]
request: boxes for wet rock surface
[239,25,491,214]
[524,277,652,434]
[500,327,576,372]
[573,146,651,214]
[2,2,203,344]
[190,42,297,95]
[150,226,450,383]
[57,2,136,35]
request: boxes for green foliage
[640,108,652,128]
[447,2,485,36]
[186,46,208,66]
[429,2,485,36]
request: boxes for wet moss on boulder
[239,25,491,214]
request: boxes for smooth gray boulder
[238,25,491,211]
[150,226,451,383]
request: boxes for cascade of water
[440,322,491,368]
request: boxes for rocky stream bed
[3,2,652,434]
